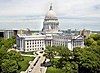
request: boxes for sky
[0,0,100,17]
[0,0,100,31]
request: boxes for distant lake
[0,18,100,31]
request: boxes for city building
[0,30,17,39]
[16,4,84,52]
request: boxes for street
[31,55,46,73]
[26,52,47,73]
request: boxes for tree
[7,51,23,61]
[51,58,59,68]
[58,46,71,60]
[84,38,95,46]
[97,40,100,46]
[0,37,26,73]
[0,48,7,72]
[45,46,55,59]
[1,59,18,73]
[7,51,23,70]
[46,46,79,73]
[52,46,72,69]
[63,61,78,73]
[73,47,100,73]
[0,37,16,50]
[90,34,100,41]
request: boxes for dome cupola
[42,3,59,33]
[45,3,57,20]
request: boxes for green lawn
[46,67,64,73]
[18,56,34,71]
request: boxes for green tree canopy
[1,59,18,73]
[73,47,100,73]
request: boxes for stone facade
[16,4,84,52]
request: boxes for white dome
[45,4,57,19]
[45,10,57,19]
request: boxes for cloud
[0,0,100,17]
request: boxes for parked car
[31,66,34,69]
[45,62,51,67]
[40,51,43,53]
[41,61,51,67]
[28,68,32,73]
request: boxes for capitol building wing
[16,4,84,52]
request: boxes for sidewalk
[21,54,36,57]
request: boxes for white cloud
[0,0,100,17]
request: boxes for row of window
[27,40,43,42]
[26,40,44,46]
[54,43,66,46]
[26,48,44,51]
[45,41,51,46]
[53,41,66,46]
[27,42,44,45]
[26,44,44,48]
[73,42,82,46]
[27,40,44,43]
[53,36,70,40]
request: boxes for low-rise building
[0,30,17,39]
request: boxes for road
[31,55,46,73]
[26,52,47,73]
